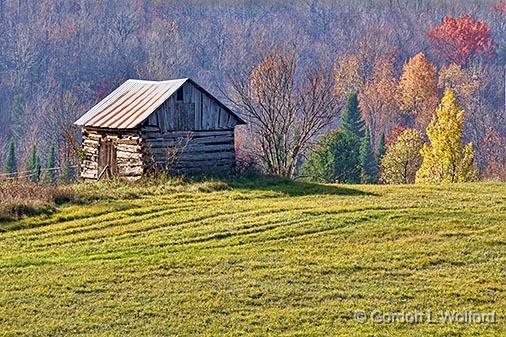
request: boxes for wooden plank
[118,165,143,176]
[144,136,233,148]
[183,82,192,103]
[142,129,233,138]
[83,138,99,145]
[175,158,235,166]
[167,96,175,131]
[178,152,235,160]
[81,171,98,179]
[115,139,139,145]
[212,103,220,129]
[158,109,165,133]
[203,93,210,129]
[141,126,161,133]
[194,86,202,130]
[116,152,142,160]
[116,144,141,152]
[147,143,234,156]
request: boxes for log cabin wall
[78,79,243,180]
[140,81,237,173]
[141,128,235,173]
[81,128,143,181]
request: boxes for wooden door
[98,139,117,179]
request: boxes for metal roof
[75,78,187,129]
[75,77,245,129]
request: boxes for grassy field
[0,178,504,336]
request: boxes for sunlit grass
[0,179,504,336]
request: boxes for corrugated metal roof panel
[74,78,188,129]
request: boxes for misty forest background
[0,0,505,180]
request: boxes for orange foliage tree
[359,57,400,145]
[334,54,365,102]
[398,53,438,131]
[428,15,497,65]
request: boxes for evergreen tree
[25,144,40,182]
[9,95,24,137]
[416,88,476,183]
[60,158,75,183]
[302,130,361,183]
[3,140,17,177]
[340,92,365,139]
[359,128,378,183]
[377,133,386,160]
[42,144,58,184]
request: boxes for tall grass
[0,181,76,222]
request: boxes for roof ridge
[126,78,189,84]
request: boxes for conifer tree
[42,144,58,184]
[3,140,17,177]
[25,144,40,182]
[340,92,365,139]
[60,158,75,183]
[359,128,378,183]
[416,88,475,183]
[377,133,386,160]
[302,130,361,183]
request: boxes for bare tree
[164,131,193,172]
[227,49,341,178]
[143,131,193,177]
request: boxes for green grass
[0,178,504,336]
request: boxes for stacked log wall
[81,128,144,181]
[140,127,235,173]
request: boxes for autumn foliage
[386,125,408,146]
[428,15,497,65]
[398,53,438,130]
[480,128,506,180]
[416,89,476,183]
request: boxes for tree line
[0,0,504,181]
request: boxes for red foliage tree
[494,1,506,14]
[386,125,407,146]
[428,15,497,65]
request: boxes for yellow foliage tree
[416,88,476,183]
[398,52,438,131]
[380,128,424,184]
[438,63,484,147]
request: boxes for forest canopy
[0,0,504,179]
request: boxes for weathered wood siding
[81,128,143,181]
[145,81,238,132]
[141,127,235,173]
[80,82,240,180]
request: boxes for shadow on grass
[226,176,374,197]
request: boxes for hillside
[0,179,505,336]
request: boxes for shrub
[380,129,424,184]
